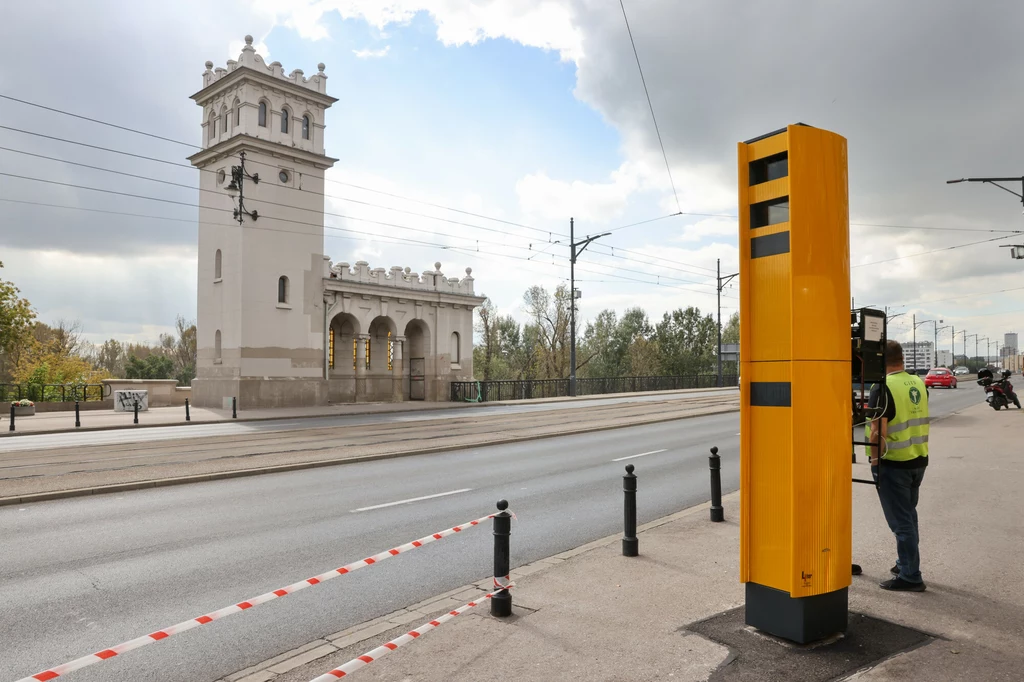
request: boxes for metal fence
[1,384,109,403]
[450,374,738,402]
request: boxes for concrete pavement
[254,401,1023,682]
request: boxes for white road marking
[350,488,473,513]
[612,449,667,462]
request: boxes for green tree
[523,284,572,379]
[125,354,175,380]
[655,306,718,376]
[0,262,36,382]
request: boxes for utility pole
[568,218,610,397]
[717,259,738,387]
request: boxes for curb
[0,404,740,507]
[0,387,735,438]
[217,491,741,682]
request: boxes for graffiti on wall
[114,390,149,412]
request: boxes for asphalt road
[0,387,982,682]
[0,389,739,455]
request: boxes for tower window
[281,107,290,134]
[222,107,228,133]
[258,101,267,127]
[214,249,222,280]
[234,99,241,126]
[208,113,216,142]
[278,275,289,304]
[302,115,310,140]
[450,332,460,364]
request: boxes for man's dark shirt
[868,377,928,469]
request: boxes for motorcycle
[977,368,1021,410]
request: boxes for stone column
[355,333,369,402]
[392,336,406,402]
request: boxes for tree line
[473,284,739,381]
[0,262,197,387]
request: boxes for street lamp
[936,324,952,367]
[911,315,940,371]
[568,217,610,397]
[717,259,738,387]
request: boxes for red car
[924,367,957,389]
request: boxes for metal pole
[9,404,14,432]
[134,400,139,425]
[491,499,512,617]
[622,464,638,556]
[912,313,916,372]
[717,259,723,388]
[75,400,80,428]
[569,217,576,398]
[709,447,724,522]
[232,396,237,419]
[185,398,191,422]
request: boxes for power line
[618,0,680,214]
[607,212,681,233]
[0,125,203,170]
[852,234,1015,268]
[0,93,202,149]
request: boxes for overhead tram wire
[0,178,712,293]
[853,234,1017,268]
[618,0,681,214]
[0,108,736,277]
[0,141,720,282]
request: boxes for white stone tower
[189,36,337,408]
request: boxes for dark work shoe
[890,565,899,577]
[880,577,926,592]
[852,564,862,576]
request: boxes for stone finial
[245,34,254,45]
[318,62,326,73]
[434,262,442,271]
[465,267,473,276]
[404,267,411,274]
[205,60,214,70]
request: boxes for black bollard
[9,404,14,432]
[491,499,512,617]
[232,396,237,419]
[185,398,191,422]
[709,447,724,522]
[133,400,139,425]
[75,400,81,428]
[623,464,639,556]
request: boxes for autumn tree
[0,261,36,382]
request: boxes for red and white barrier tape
[308,576,514,681]
[16,512,500,682]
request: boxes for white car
[953,367,969,376]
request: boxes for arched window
[258,101,268,127]
[234,99,241,126]
[208,112,216,142]
[302,115,310,140]
[214,249,222,280]
[221,106,228,133]
[215,329,222,361]
[450,332,460,364]
[280,107,290,134]
[278,275,289,304]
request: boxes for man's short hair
[886,340,904,365]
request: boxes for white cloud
[251,0,584,62]
[353,45,390,58]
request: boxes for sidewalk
[0,387,733,436]
[248,402,1023,682]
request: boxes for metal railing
[450,374,737,402]
[1,384,109,403]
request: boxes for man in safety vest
[867,339,929,591]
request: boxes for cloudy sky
[2,0,1024,358]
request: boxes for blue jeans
[872,465,926,583]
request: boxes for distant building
[936,349,952,367]
[1004,332,1018,358]
[903,341,934,370]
